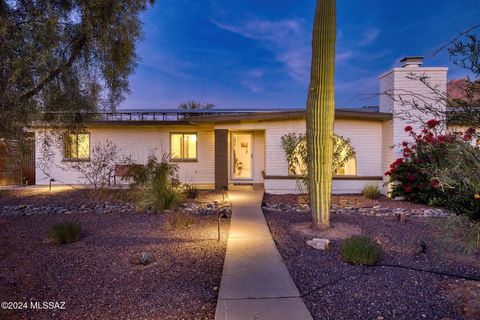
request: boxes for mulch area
[263,195,480,320]
[0,189,229,320]
[265,193,432,209]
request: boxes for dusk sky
[122,0,480,110]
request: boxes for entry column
[215,129,228,190]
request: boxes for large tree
[0,0,154,143]
[306,0,336,229]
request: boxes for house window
[170,133,197,161]
[64,133,90,160]
[335,157,357,175]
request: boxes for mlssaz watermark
[1,301,66,310]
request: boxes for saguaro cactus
[306,0,336,229]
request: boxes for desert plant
[363,183,380,199]
[69,140,122,189]
[129,252,155,266]
[49,222,82,245]
[123,154,182,213]
[341,236,382,265]
[167,212,195,229]
[184,184,200,199]
[434,216,480,255]
[306,0,337,230]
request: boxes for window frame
[169,132,198,162]
[63,133,90,162]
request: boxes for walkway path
[215,185,313,320]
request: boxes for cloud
[336,50,355,63]
[210,18,310,81]
[359,28,380,46]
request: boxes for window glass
[170,134,183,159]
[64,133,89,160]
[171,133,197,160]
[337,157,357,175]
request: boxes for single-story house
[32,57,449,194]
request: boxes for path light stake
[217,210,221,242]
[49,178,55,191]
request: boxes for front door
[232,132,253,180]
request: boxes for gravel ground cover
[0,189,230,320]
[263,194,480,320]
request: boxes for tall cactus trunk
[306,0,336,230]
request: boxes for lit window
[170,133,197,161]
[64,133,90,160]
[336,157,357,175]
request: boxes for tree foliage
[177,100,215,110]
[0,0,154,142]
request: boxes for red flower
[393,158,404,166]
[407,173,416,182]
[404,126,413,132]
[466,127,476,135]
[463,134,472,141]
[384,171,390,176]
[403,185,413,193]
[426,119,440,128]
[430,179,439,188]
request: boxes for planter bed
[263,194,480,320]
[0,189,230,320]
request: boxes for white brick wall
[35,125,215,186]
[35,118,386,194]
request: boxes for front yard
[263,194,480,320]
[0,188,230,320]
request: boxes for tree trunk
[306,0,336,229]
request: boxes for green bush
[49,222,82,245]
[123,154,182,213]
[341,236,381,265]
[362,183,380,199]
[184,184,200,199]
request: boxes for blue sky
[122,0,480,109]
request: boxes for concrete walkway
[215,185,313,320]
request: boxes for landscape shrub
[341,236,382,265]
[435,216,480,255]
[49,222,82,245]
[184,184,200,199]
[362,183,380,199]
[385,121,480,219]
[123,154,182,213]
[129,252,155,266]
[167,211,195,229]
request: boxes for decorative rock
[306,238,330,250]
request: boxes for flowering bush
[385,120,480,219]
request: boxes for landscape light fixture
[49,178,55,191]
